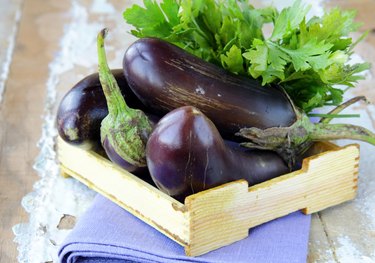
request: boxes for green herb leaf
[160,0,180,26]
[220,45,244,74]
[277,40,333,71]
[243,39,268,78]
[123,0,164,30]
[271,0,310,40]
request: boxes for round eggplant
[146,106,289,201]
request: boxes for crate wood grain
[57,137,360,257]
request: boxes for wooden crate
[57,136,360,256]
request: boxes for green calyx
[101,111,152,167]
[97,28,153,167]
[238,110,311,166]
[238,96,375,166]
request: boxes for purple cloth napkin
[59,194,311,263]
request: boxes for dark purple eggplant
[123,38,296,138]
[56,69,147,149]
[97,29,153,173]
[146,106,290,201]
[124,38,375,162]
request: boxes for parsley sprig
[123,0,370,113]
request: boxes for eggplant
[56,69,147,149]
[97,29,153,173]
[124,38,375,162]
[146,106,290,201]
[123,38,296,139]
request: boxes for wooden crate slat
[184,144,359,256]
[58,137,190,246]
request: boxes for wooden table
[1,0,374,262]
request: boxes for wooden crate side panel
[301,144,359,214]
[57,138,190,246]
[243,144,359,222]
[184,181,250,256]
[185,144,359,256]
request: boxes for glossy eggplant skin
[146,106,289,201]
[102,135,155,179]
[124,38,296,139]
[56,69,146,148]
[102,136,142,172]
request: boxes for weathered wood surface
[308,1,375,262]
[0,0,374,262]
[0,0,136,261]
[0,0,39,262]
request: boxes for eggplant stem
[238,108,375,164]
[310,123,375,145]
[97,28,132,117]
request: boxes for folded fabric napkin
[59,194,311,263]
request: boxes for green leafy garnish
[123,0,370,113]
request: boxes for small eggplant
[56,69,146,149]
[146,106,290,201]
[97,28,153,173]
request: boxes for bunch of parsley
[123,0,370,113]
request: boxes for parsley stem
[308,113,360,119]
[319,96,368,124]
[190,16,212,47]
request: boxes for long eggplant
[146,106,290,201]
[56,69,147,148]
[123,38,296,139]
[124,38,375,162]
